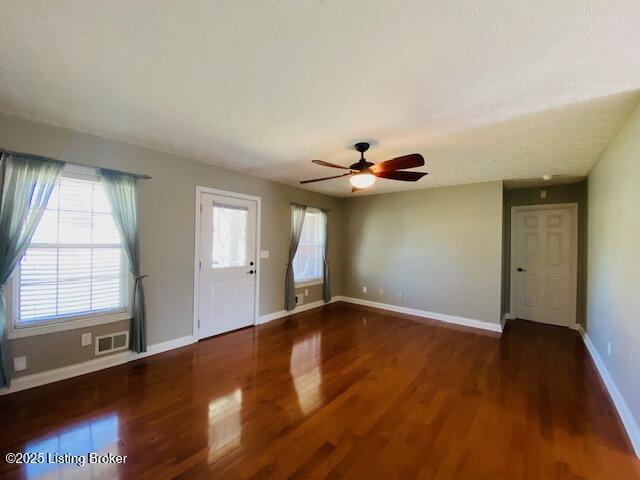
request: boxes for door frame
[193,186,262,340]
[509,203,579,329]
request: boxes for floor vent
[95,331,129,355]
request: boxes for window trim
[295,279,323,288]
[5,166,133,339]
[293,207,325,287]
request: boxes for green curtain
[99,169,146,353]
[285,204,307,311]
[320,210,331,303]
[0,152,64,387]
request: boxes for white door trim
[509,202,578,328]
[193,186,262,340]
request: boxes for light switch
[81,332,92,346]
[260,250,269,259]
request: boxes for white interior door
[198,192,257,338]
[511,205,577,327]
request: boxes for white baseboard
[1,299,500,395]
[257,297,341,324]
[339,296,503,333]
[576,325,640,457]
[1,335,196,396]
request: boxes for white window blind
[293,210,324,283]
[16,173,128,327]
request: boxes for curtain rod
[291,202,330,212]
[0,148,152,180]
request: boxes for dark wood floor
[1,302,639,479]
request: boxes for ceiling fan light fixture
[349,172,376,189]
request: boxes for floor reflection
[23,413,120,479]
[208,388,243,461]
[290,332,323,416]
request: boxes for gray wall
[587,102,640,432]
[0,113,344,377]
[501,182,588,325]
[340,181,503,325]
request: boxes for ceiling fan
[301,142,428,192]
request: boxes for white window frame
[6,165,132,339]
[293,207,325,288]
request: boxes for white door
[511,204,577,327]
[198,192,257,338]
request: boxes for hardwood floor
[1,302,639,479]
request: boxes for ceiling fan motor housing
[351,142,374,170]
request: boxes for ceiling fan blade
[312,159,354,171]
[300,173,351,184]
[370,154,424,173]
[374,171,428,182]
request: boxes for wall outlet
[304,289,309,296]
[540,190,547,199]
[607,341,612,357]
[295,293,304,305]
[362,286,367,294]
[398,291,404,299]
[379,289,384,296]
[13,356,27,372]
[81,332,92,347]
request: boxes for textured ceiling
[1,1,639,197]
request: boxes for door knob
[517,267,527,272]
[248,270,255,274]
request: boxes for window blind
[17,174,127,325]
[293,211,323,282]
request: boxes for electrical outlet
[398,291,404,299]
[304,289,309,296]
[379,289,384,296]
[607,342,612,356]
[295,293,304,305]
[81,332,92,347]
[540,190,547,199]
[13,356,27,372]
[362,286,367,294]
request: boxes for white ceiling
[1,1,639,197]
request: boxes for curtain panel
[320,210,331,303]
[285,204,307,311]
[0,152,65,387]
[99,169,147,353]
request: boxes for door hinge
[200,203,203,213]
[198,319,200,327]
[199,260,201,270]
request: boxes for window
[9,168,129,335]
[212,203,248,268]
[292,208,325,285]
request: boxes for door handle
[517,267,527,272]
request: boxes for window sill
[295,279,323,288]
[8,310,131,340]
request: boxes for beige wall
[501,182,588,324]
[587,102,640,431]
[340,182,503,325]
[0,113,344,377]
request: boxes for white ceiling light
[542,174,553,181]
[350,173,376,189]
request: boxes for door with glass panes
[198,193,257,338]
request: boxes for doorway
[194,187,261,339]
[510,204,578,328]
